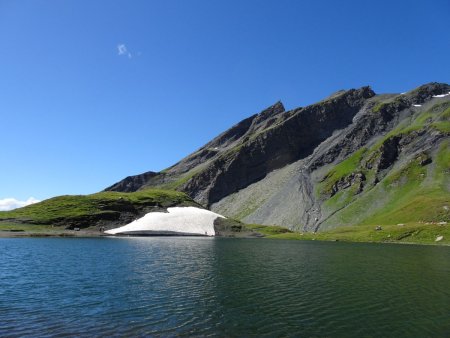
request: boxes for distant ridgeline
[105,82,450,232]
[1,82,449,237]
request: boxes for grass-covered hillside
[265,223,450,245]
[242,222,449,245]
[0,189,199,230]
[318,102,450,229]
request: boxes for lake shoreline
[0,229,109,238]
[1,229,448,246]
[0,229,258,239]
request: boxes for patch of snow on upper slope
[432,92,450,98]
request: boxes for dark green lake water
[1,237,449,337]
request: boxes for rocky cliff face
[106,82,450,231]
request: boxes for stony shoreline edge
[1,229,448,247]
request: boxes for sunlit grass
[267,223,449,245]
[0,189,197,225]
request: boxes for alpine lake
[1,237,449,337]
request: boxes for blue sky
[1,0,449,205]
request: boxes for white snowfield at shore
[105,207,225,236]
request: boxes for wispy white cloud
[117,43,127,55]
[0,197,40,211]
[117,43,132,58]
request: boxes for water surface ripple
[1,237,449,337]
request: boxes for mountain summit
[106,83,450,231]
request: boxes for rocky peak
[243,101,286,137]
[256,101,285,120]
[344,86,376,103]
[199,101,285,151]
[406,82,450,104]
[320,86,375,105]
[105,171,160,193]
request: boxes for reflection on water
[1,237,449,336]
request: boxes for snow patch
[105,207,225,236]
[432,92,450,98]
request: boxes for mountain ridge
[106,82,450,231]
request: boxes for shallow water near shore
[1,237,449,337]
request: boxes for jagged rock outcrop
[376,136,401,171]
[106,82,450,231]
[330,172,366,197]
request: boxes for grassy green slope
[268,223,450,245]
[361,142,449,225]
[318,102,450,231]
[242,223,450,245]
[0,189,198,228]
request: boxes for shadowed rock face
[184,87,375,205]
[106,87,375,204]
[105,82,450,231]
[377,136,401,171]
